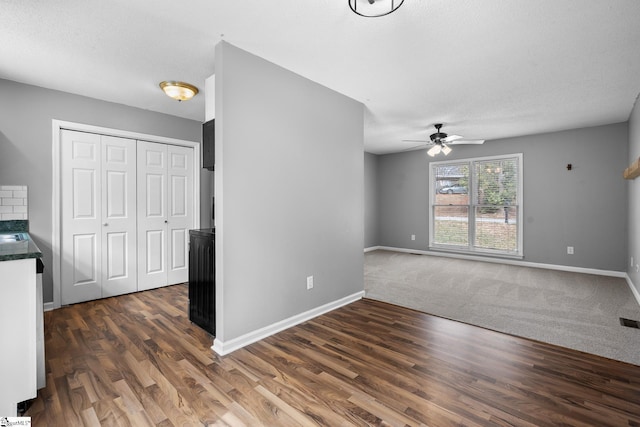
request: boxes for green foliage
[475,159,517,206]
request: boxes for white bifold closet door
[137,141,193,291]
[61,131,137,305]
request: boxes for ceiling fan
[402,124,485,157]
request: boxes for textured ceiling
[2,0,640,154]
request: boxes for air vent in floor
[619,318,640,329]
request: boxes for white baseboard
[212,290,365,356]
[364,246,381,253]
[43,302,54,312]
[369,246,627,278]
[625,274,640,307]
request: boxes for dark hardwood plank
[26,284,640,426]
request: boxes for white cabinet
[137,141,193,291]
[0,258,37,416]
[60,131,194,304]
[36,261,45,390]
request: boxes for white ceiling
[2,0,640,154]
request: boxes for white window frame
[429,153,523,258]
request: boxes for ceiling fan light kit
[427,144,451,157]
[427,145,441,157]
[348,0,404,17]
[159,81,199,101]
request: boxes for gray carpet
[365,250,640,366]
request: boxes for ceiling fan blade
[447,139,485,145]
[400,143,429,152]
[401,139,432,143]
[442,134,463,142]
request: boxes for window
[430,154,523,257]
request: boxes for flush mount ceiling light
[348,0,404,17]
[159,81,199,101]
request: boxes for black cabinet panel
[202,119,214,170]
[188,229,215,335]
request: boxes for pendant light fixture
[348,0,404,17]
[159,81,199,101]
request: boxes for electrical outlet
[411,234,416,241]
[567,246,574,255]
[632,257,635,268]
[306,275,314,290]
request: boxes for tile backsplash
[0,185,28,220]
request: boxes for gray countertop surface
[0,220,43,262]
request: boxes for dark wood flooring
[26,284,640,426]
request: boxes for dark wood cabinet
[188,229,215,335]
[202,119,214,170]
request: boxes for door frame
[52,120,201,309]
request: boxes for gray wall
[214,42,364,343]
[375,122,628,271]
[364,152,380,248]
[628,97,640,293]
[0,79,203,303]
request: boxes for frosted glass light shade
[427,145,442,157]
[159,81,199,101]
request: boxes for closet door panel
[61,130,195,303]
[137,141,168,291]
[101,136,137,298]
[167,145,193,285]
[145,229,166,273]
[106,232,128,279]
[73,234,98,285]
[61,130,102,304]
[146,174,165,217]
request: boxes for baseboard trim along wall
[43,302,54,312]
[626,275,640,307]
[212,290,365,356]
[367,246,628,279]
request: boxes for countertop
[0,220,43,262]
[190,228,215,235]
